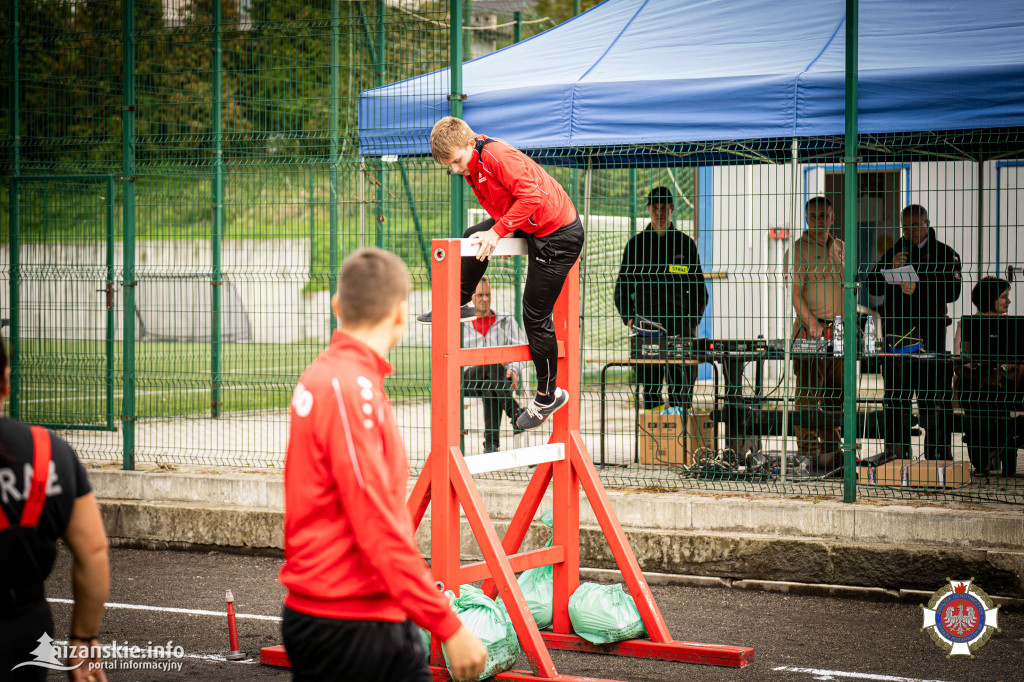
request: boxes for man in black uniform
[0,335,110,681]
[867,205,962,460]
[614,186,709,412]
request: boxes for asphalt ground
[28,546,1021,682]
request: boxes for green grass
[14,339,434,426]
[14,334,629,429]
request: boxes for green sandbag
[568,582,647,645]
[443,584,520,680]
[498,508,555,629]
[516,560,553,629]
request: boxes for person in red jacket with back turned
[280,248,486,682]
[417,116,585,433]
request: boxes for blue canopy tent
[358,0,1024,166]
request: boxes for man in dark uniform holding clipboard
[867,204,962,461]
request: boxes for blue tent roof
[358,0,1024,164]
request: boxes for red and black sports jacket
[464,135,577,238]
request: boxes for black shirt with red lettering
[0,418,92,587]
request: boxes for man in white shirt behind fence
[461,276,526,453]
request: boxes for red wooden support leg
[407,454,432,528]
[449,448,559,678]
[540,633,754,668]
[569,431,671,643]
[481,461,553,598]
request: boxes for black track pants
[460,217,584,396]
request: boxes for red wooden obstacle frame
[260,238,753,678]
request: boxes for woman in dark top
[954,277,1022,477]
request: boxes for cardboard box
[903,460,972,488]
[858,458,972,488]
[638,411,715,467]
[857,458,912,486]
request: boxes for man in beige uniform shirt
[784,197,844,472]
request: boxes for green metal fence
[2,1,1021,504]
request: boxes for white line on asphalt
[772,666,955,682]
[48,597,283,622]
[180,652,257,664]
[55,640,258,666]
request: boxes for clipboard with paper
[881,264,920,284]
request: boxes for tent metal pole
[781,138,798,482]
[841,0,860,503]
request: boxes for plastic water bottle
[863,316,877,355]
[833,315,844,357]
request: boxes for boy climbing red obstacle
[418,116,585,432]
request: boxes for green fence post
[105,177,116,429]
[211,0,223,418]
[842,0,860,503]
[512,9,523,324]
[450,0,465,453]
[309,166,315,283]
[330,0,340,332]
[8,0,20,419]
[628,168,638,236]
[375,0,387,248]
[121,0,137,470]
[449,0,465,238]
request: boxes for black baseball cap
[646,186,673,206]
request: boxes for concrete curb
[89,468,1024,598]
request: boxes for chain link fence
[2,1,1021,504]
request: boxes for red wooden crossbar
[260,237,754,675]
[461,342,564,367]
[459,545,565,584]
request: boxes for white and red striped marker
[224,590,247,661]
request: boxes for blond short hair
[430,116,476,164]
[338,248,410,327]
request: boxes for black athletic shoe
[416,304,476,325]
[515,389,569,431]
[511,405,526,436]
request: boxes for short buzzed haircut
[337,248,410,327]
[805,196,833,212]
[430,116,476,164]
[902,204,929,224]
